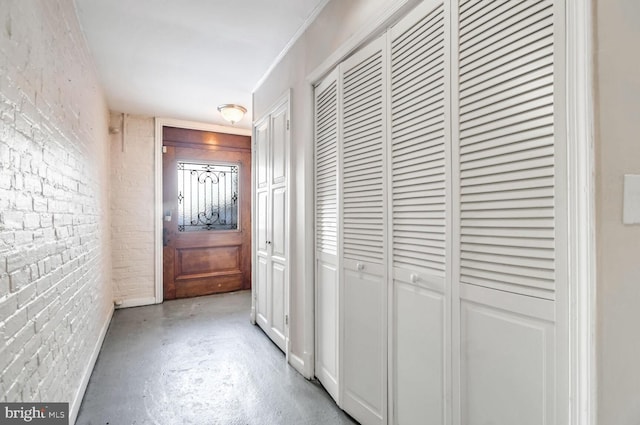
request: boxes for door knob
[410,273,418,284]
[266,241,272,245]
[356,263,364,271]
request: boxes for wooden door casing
[162,127,251,300]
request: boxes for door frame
[154,118,252,303]
[304,0,596,423]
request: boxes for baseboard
[114,296,157,309]
[302,351,314,379]
[289,352,306,376]
[69,304,114,425]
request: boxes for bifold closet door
[340,34,387,425]
[453,0,567,424]
[388,1,450,424]
[314,68,340,402]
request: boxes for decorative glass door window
[177,162,239,231]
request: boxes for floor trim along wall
[114,297,158,309]
[289,352,306,376]
[70,305,114,425]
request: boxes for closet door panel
[314,70,340,401]
[457,0,556,301]
[272,187,287,259]
[256,119,269,190]
[256,256,268,327]
[271,103,288,185]
[341,34,387,425]
[270,260,287,350]
[460,285,555,425]
[343,266,385,423]
[395,281,445,425]
[389,1,450,424]
[454,0,563,423]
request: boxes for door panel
[316,259,339,399]
[394,281,445,425]
[256,120,269,190]
[162,127,251,300]
[343,265,385,425]
[256,256,268,326]
[175,246,240,277]
[388,2,450,423]
[314,68,341,403]
[460,285,555,425]
[257,191,268,253]
[340,34,387,425]
[271,104,288,185]
[270,261,287,350]
[272,187,286,259]
[453,1,562,424]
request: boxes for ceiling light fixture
[217,104,247,124]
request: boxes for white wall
[253,0,418,370]
[0,0,112,418]
[109,113,156,306]
[595,0,640,423]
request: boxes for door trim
[566,0,597,423]
[154,118,251,304]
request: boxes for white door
[254,96,290,353]
[452,0,566,424]
[388,1,451,424]
[314,68,340,402]
[340,34,388,425]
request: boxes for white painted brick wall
[0,0,113,412]
[109,113,156,302]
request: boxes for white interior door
[340,34,388,425]
[452,0,566,423]
[254,96,290,354]
[388,1,451,424]
[314,68,340,402]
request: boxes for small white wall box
[623,174,640,224]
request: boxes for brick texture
[0,0,113,407]
[109,113,156,302]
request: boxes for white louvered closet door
[453,0,567,424]
[314,68,340,403]
[340,34,388,425]
[388,1,450,424]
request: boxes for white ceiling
[74,0,328,129]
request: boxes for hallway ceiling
[74,0,329,129]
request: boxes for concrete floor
[76,290,356,425]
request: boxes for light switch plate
[623,174,640,224]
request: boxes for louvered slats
[391,3,447,276]
[342,49,385,264]
[458,0,555,299]
[315,79,339,256]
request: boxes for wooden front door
[162,126,251,300]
